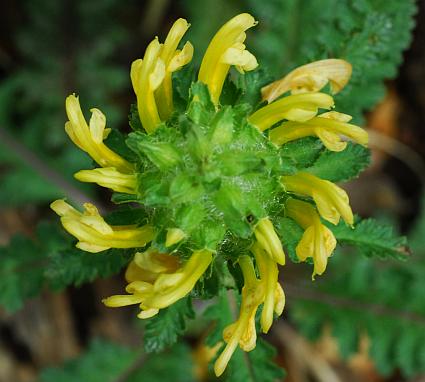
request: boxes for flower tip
[137,308,159,319]
[214,357,228,377]
[65,93,80,112]
[260,317,272,334]
[50,199,70,216]
[233,12,258,28]
[165,228,186,247]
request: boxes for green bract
[126,82,283,251]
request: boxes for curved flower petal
[286,198,338,277]
[262,59,352,103]
[269,111,368,150]
[253,218,285,265]
[249,93,334,132]
[198,13,258,104]
[74,167,137,194]
[214,256,264,377]
[65,95,133,172]
[282,173,353,225]
[155,18,193,120]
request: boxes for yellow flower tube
[65,95,133,173]
[262,59,352,103]
[269,111,368,151]
[248,92,334,132]
[74,167,137,194]
[198,13,258,105]
[285,199,337,277]
[281,173,354,225]
[50,200,154,253]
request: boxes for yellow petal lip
[285,198,337,278]
[160,18,191,65]
[64,94,133,173]
[133,38,163,134]
[168,42,194,72]
[250,242,283,334]
[262,59,352,103]
[282,173,354,226]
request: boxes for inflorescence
[51,13,368,376]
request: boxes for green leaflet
[39,339,196,382]
[130,343,196,381]
[0,221,132,312]
[279,139,370,182]
[304,143,371,182]
[143,296,195,353]
[0,229,47,312]
[39,339,137,382]
[291,203,425,376]
[46,248,131,291]
[328,216,409,259]
[279,137,324,175]
[274,216,304,263]
[291,249,425,376]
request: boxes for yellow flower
[198,13,258,105]
[65,94,133,173]
[214,254,284,376]
[131,19,193,133]
[248,92,334,132]
[262,59,352,103]
[103,249,212,318]
[285,199,337,278]
[50,200,154,253]
[281,172,353,225]
[214,256,264,377]
[253,217,285,265]
[251,243,285,333]
[74,167,137,194]
[269,111,368,151]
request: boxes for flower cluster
[52,13,368,376]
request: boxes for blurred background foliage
[0,0,424,381]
